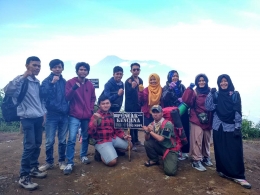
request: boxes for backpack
[1,79,29,122]
[151,117,182,160]
[213,91,238,104]
[162,107,188,147]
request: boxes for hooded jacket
[65,77,96,119]
[103,77,124,112]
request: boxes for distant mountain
[62,55,189,102]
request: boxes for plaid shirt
[88,110,125,144]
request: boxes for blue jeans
[45,113,68,164]
[66,116,90,165]
[20,117,43,177]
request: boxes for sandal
[144,160,159,167]
[234,179,252,189]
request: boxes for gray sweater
[4,75,46,119]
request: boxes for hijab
[167,70,182,97]
[167,70,178,83]
[148,73,162,106]
[216,74,241,124]
[195,73,210,94]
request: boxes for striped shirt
[205,93,241,132]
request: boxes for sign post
[89,79,99,88]
[113,112,144,162]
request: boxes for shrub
[241,119,260,139]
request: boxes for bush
[0,121,20,132]
[241,119,260,139]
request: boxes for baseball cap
[151,105,162,113]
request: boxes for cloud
[239,11,260,20]
[1,20,260,122]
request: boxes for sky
[0,0,260,123]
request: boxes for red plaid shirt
[88,110,125,144]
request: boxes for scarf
[216,74,241,124]
[195,73,210,94]
[148,73,162,107]
[153,118,165,133]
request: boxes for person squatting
[3,56,251,191]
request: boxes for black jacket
[124,76,143,112]
[40,73,69,115]
[162,82,186,107]
[102,77,124,112]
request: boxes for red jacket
[182,87,212,130]
[65,77,96,119]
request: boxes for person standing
[139,73,162,126]
[125,63,143,149]
[39,59,69,171]
[4,56,47,190]
[205,74,251,189]
[161,70,190,160]
[103,66,124,112]
[182,74,213,171]
[63,62,96,175]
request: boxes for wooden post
[19,122,23,134]
[128,128,131,162]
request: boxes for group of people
[3,56,251,191]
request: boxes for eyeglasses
[132,68,140,72]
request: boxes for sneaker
[30,167,47,178]
[178,152,188,161]
[81,156,91,164]
[202,157,213,166]
[94,150,102,162]
[63,164,73,175]
[132,146,137,151]
[192,161,207,171]
[59,161,66,170]
[39,163,54,171]
[135,141,142,145]
[19,175,38,191]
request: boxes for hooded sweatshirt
[65,77,96,119]
[103,77,124,111]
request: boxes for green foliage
[0,89,20,132]
[241,119,260,139]
[0,121,20,132]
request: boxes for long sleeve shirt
[205,92,241,132]
[88,110,125,144]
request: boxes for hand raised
[132,81,138,88]
[93,113,101,120]
[51,75,60,84]
[23,69,33,78]
[211,88,217,94]
[118,88,124,96]
[189,83,195,89]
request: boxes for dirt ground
[0,132,259,195]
